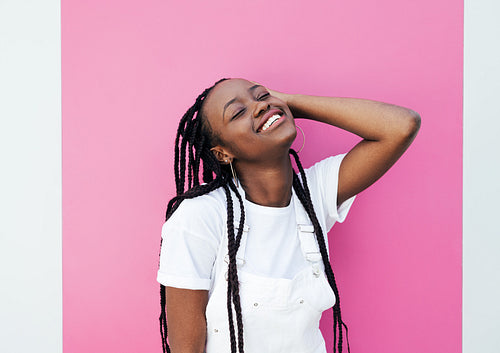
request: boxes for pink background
[62,1,462,352]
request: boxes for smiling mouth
[257,112,283,132]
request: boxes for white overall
[204,186,336,353]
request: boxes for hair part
[159,79,349,353]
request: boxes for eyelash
[232,109,245,119]
[231,93,270,119]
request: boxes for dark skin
[167,78,421,353]
[207,79,298,208]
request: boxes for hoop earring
[296,125,305,153]
[229,160,239,187]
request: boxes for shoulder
[162,186,228,243]
[302,154,347,192]
[300,153,355,230]
[167,186,227,220]
[158,186,230,289]
[304,154,346,179]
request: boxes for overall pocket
[237,270,291,311]
[301,270,336,313]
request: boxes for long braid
[159,78,248,353]
[289,149,350,353]
[227,180,246,353]
[222,181,246,353]
[187,116,202,189]
[159,261,170,353]
[192,134,205,186]
[224,183,238,353]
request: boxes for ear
[210,146,234,164]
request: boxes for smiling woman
[205,80,298,177]
[157,78,420,353]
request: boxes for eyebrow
[222,85,262,121]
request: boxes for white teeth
[261,114,281,132]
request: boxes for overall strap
[207,185,252,288]
[224,222,250,267]
[221,220,250,281]
[292,190,322,268]
[222,182,251,267]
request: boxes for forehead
[202,78,256,117]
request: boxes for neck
[236,156,294,207]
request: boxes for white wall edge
[0,1,62,352]
[463,0,500,352]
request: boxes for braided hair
[159,78,350,353]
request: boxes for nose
[253,100,269,118]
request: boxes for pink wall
[62,1,462,352]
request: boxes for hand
[250,80,290,105]
[268,87,290,104]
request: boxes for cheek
[210,122,248,152]
[220,126,257,155]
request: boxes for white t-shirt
[157,153,356,290]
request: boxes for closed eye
[231,92,269,120]
[232,108,246,120]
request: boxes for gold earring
[229,160,239,187]
[295,125,305,153]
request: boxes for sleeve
[304,153,356,233]
[156,196,223,290]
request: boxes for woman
[157,78,420,353]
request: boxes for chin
[275,128,297,152]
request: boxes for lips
[256,109,284,133]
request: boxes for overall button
[299,299,304,304]
[214,329,219,333]
[312,267,320,277]
[253,302,259,307]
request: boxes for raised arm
[166,287,208,353]
[271,89,421,205]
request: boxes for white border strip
[2,0,499,352]
[0,1,62,352]
[463,0,500,352]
